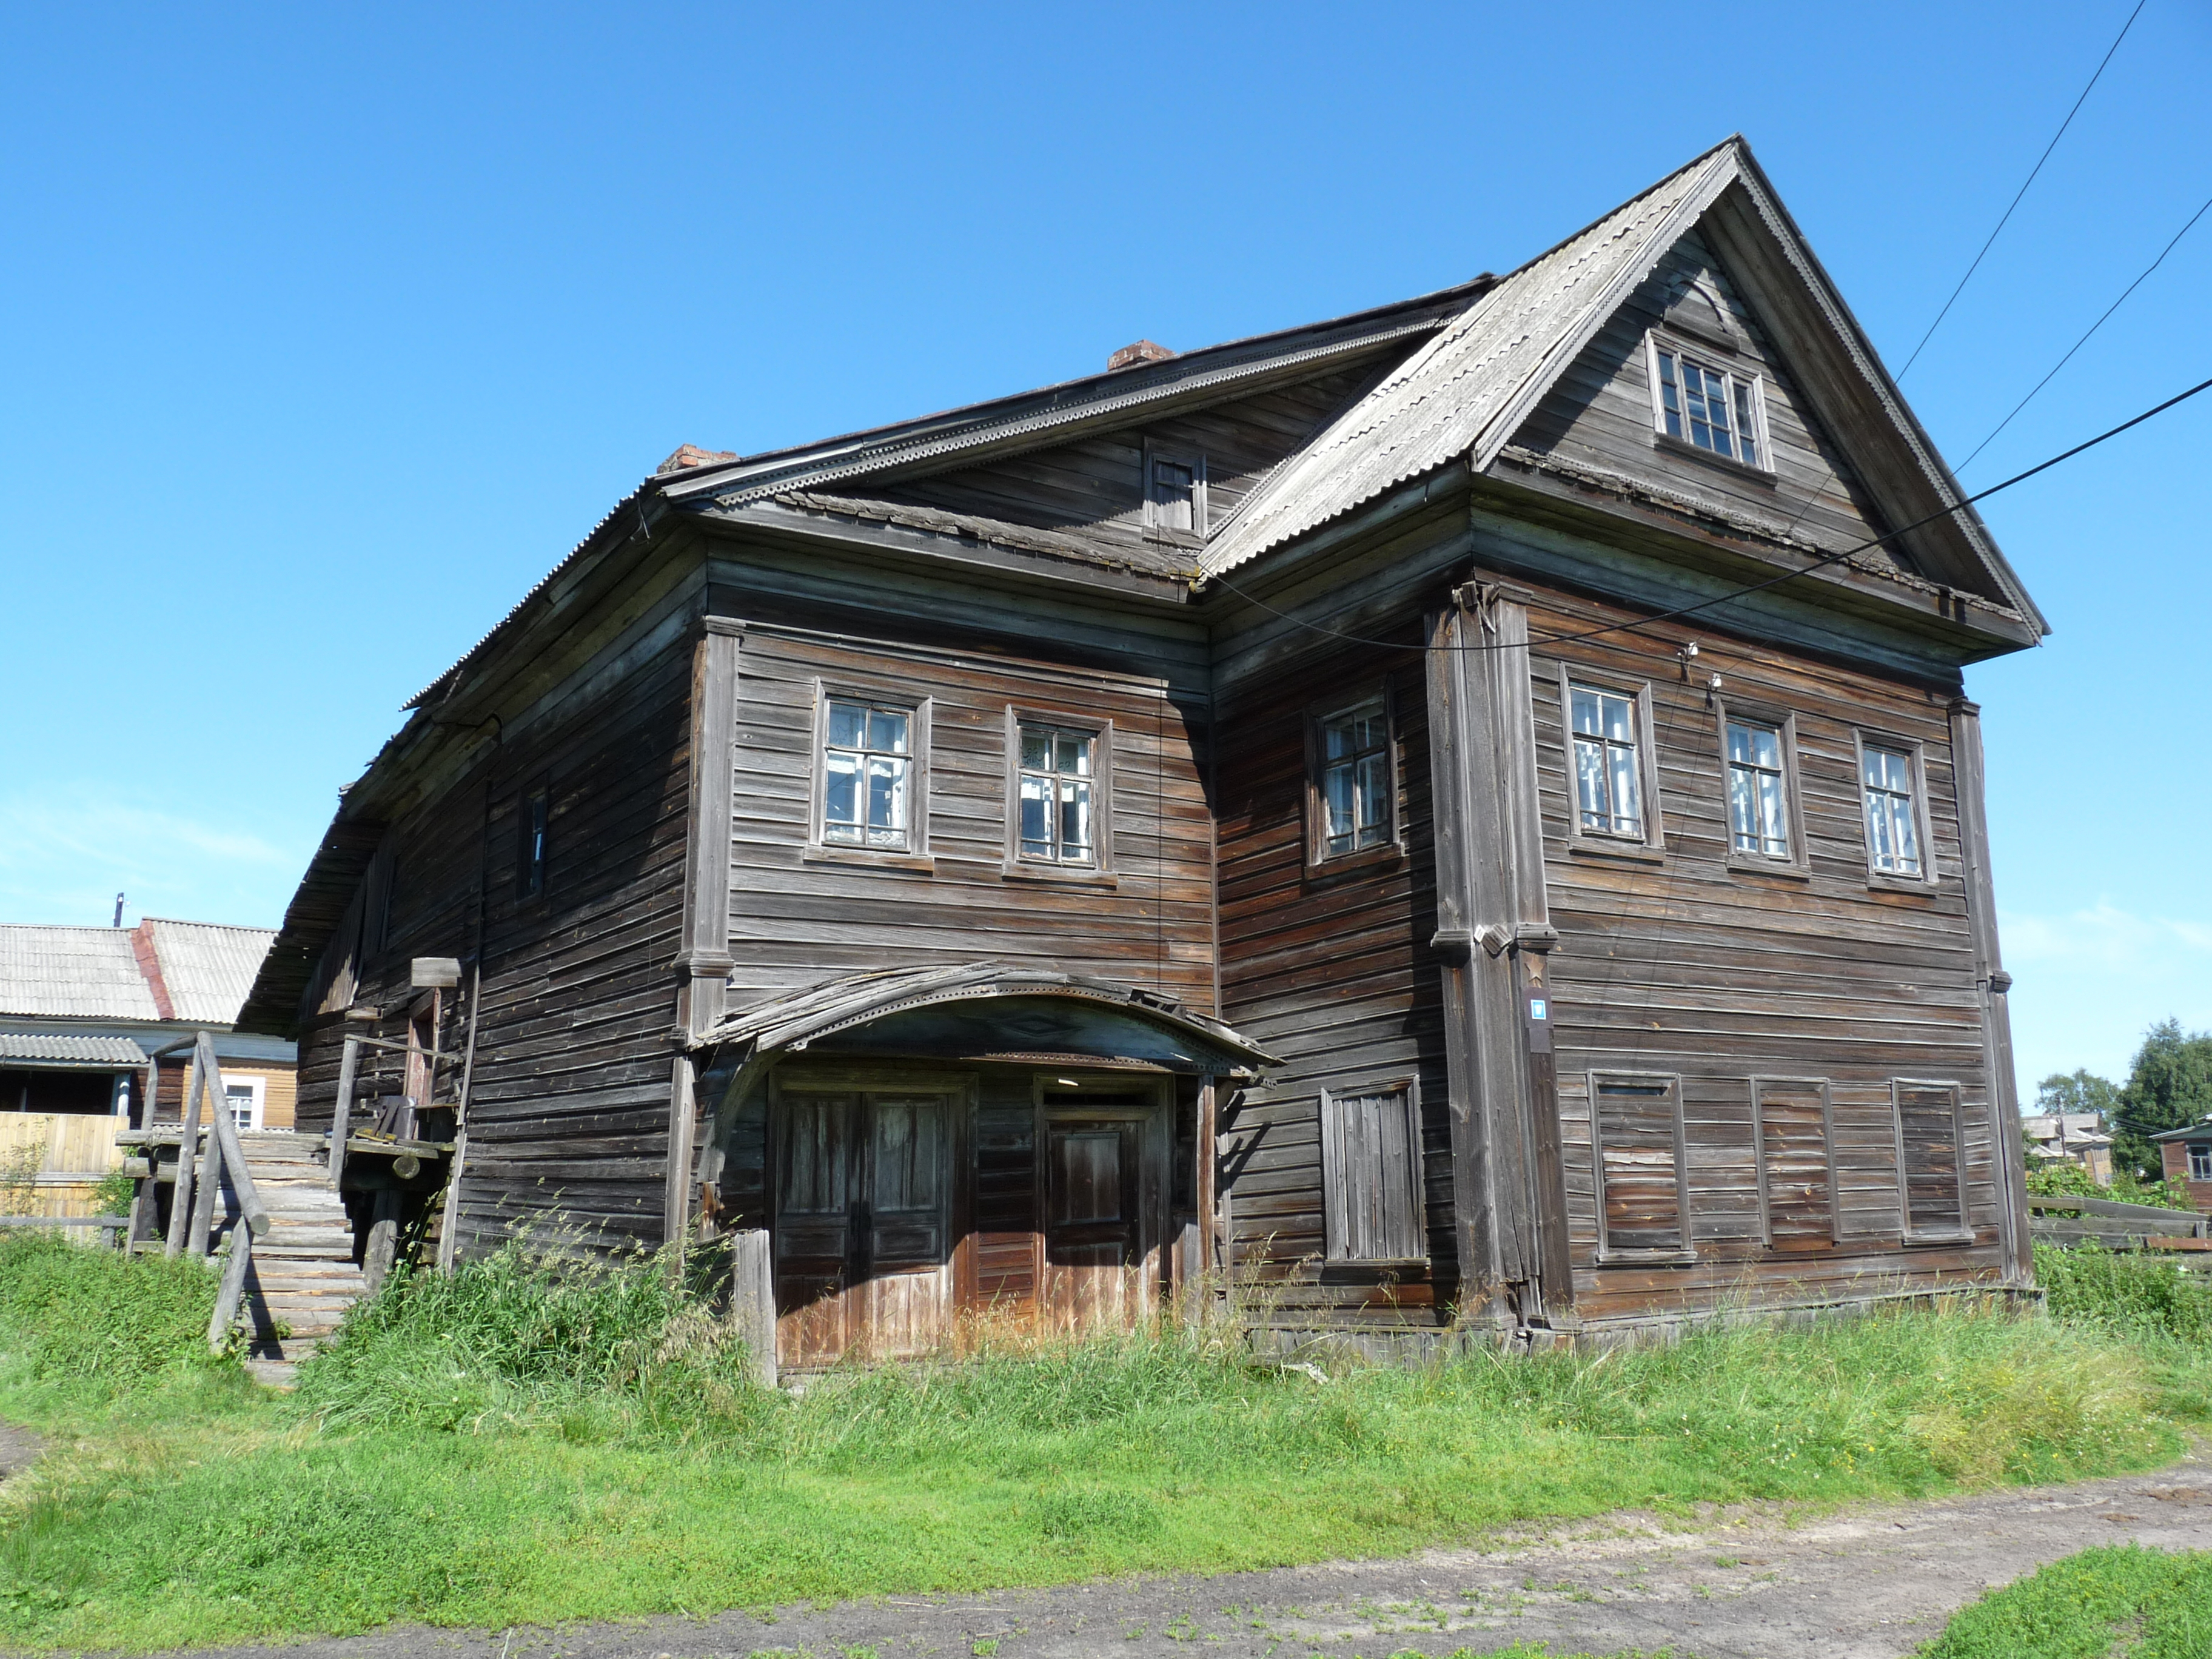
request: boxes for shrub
[0,1232,220,1393]
[2025,1161,2197,1212]
[2034,1241,2212,1342]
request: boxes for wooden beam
[166,1043,204,1259]
[329,1034,361,1191]
[185,1036,224,1257]
[207,1230,252,1353]
[729,1227,777,1389]
[435,962,481,1275]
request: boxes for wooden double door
[774,1087,957,1366]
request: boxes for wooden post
[186,1038,226,1258]
[207,1100,270,1241]
[329,1033,361,1191]
[166,1044,206,1258]
[435,963,481,1274]
[663,1054,697,1253]
[207,1229,253,1353]
[363,1190,402,1294]
[730,1227,777,1389]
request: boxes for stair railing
[167,1030,274,1351]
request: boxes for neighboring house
[238,138,2040,1361]
[2022,1113,2114,1185]
[2153,1122,2212,1215]
[1,919,296,1216]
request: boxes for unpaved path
[135,1444,2212,1658]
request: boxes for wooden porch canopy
[690,962,1277,1080]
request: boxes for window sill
[1567,839,1667,868]
[1654,430,1777,484]
[1902,1228,1976,1247]
[1595,1247,1698,1267]
[1866,870,1940,896]
[1726,852,1811,881]
[803,846,936,875]
[1000,861,1118,889]
[1304,842,1407,885]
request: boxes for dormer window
[1647,337,1766,469]
[1143,444,1205,541]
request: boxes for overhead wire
[1196,372,2212,665]
[1895,0,2146,381]
[1954,190,2212,474]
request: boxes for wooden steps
[203,1130,366,1386]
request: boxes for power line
[1201,371,2212,662]
[1895,0,2146,382]
[1956,190,2212,474]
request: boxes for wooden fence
[0,1112,126,1219]
[2028,1193,2212,1273]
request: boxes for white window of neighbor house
[822,697,914,851]
[222,1074,265,1133]
[2191,1142,2212,1181]
[1650,338,1766,468]
[1017,723,1096,865]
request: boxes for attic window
[1143,444,1205,541]
[1648,337,1766,469]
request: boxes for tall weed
[0,1232,221,1398]
[2034,1241,2212,1342]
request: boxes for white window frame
[1558,667,1666,859]
[1003,706,1115,882]
[808,682,933,868]
[2188,1142,2211,1181]
[1852,730,1938,891]
[1306,690,1399,868]
[1644,331,1771,474]
[220,1073,266,1133]
[1712,696,1808,876]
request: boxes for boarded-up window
[1321,1084,1425,1262]
[1754,1078,1835,1250]
[1589,1073,1689,1257]
[1893,1082,1967,1239]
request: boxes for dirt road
[113,1445,2212,1658]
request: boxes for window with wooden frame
[1006,709,1113,876]
[1854,732,1935,886]
[517,785,549,899]
[1646,332,1769,471]
[1560,669,1664,856]
[1712,699,1806,873]
[2191,1143,2212,1181]
[813,688,929,860]
[1891,1081,1970,1242]
[1320,1081,1426,1264]
[1752,1077,1838,1250]
[1307,692,1396,866]
[1142,443,1206,543]
[1587,1071,1692,1260]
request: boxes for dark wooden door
[1041,1116,1147,1332]
[773,1090,953,1367]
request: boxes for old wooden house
[236,138,2041,1364]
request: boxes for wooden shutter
[1894,1082,1966,1238]
[1754,1079,1836,1250]
[1321,1084,1425,1262]
[1590,1074,1688,1256]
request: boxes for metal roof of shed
[0,1031,149,1067]
[0,928,159,1021]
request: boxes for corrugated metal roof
[0,928,160,1021]
[1205,143,1737,574]
[0,1031,147,1067]
[144,919,278,1025]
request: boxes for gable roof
[0,919,275,1025]
[1201,138,2043,633]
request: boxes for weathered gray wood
[207,1228,253,1352]
[2028,1194,2207,1234]
[167,1044,206,1258]
[729,1227,777,1389]
[363,1190,402,1295]
[201,1032,270,1239]
[663,1054,697,1252]
[186,1038,224,1258]
[329,1033,360,1191]
[436,965,480,1275]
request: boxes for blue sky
[1,2,2206,1094]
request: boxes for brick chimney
[1107,340,1176,372]
[656,444,740,475]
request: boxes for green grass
[1,1233,2208,1651]
[1922,1545,2212,1658]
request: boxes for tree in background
[2036,1068,2121,1123]
[2113,1019,2212,1182]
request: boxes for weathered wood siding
[1512,232,1908,573]
[719,625,1217,1013]
[1214,637,1456,1336]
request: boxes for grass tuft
[1922,1544,2212,1658]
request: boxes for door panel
[1042,1116,1146,1333]
[774,1088,954,1367]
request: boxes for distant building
[2021,1112,2114,1185]
[2153,1121,2212,1215]
[0,919,295,1217]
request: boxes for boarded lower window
[1893,1082,1967,1239]
[1321,1083,1425,1262]
[1754,1078,1836,1250]
[1589,1073,1689,1256]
